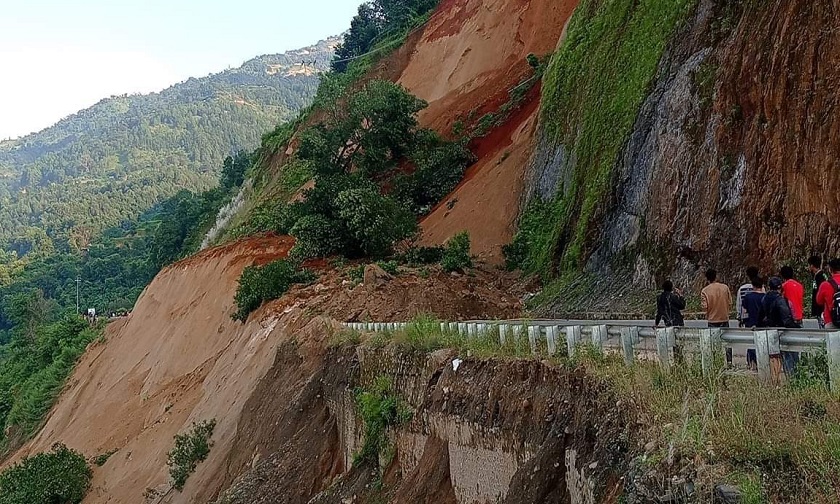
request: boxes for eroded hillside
[6,234,522,503]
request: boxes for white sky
[0,0,362,140]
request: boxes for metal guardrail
[343,320,840,392]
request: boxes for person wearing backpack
[780,265,805,326]
[816,258,840,329]
[760,277,801,329]
[655,280,686,327]
[809,255,829,328]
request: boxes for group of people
[654,256,840,372]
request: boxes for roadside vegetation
[339,315,840,501]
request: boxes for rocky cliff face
[527,0,840,294]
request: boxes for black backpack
[828,277,840,325]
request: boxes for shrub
[376,260,399,276]
[167,419,216,492]
[232,260,315,321]
[441,232,472,272]
[0,442,92,504]
[354,376,412,466]
[93,448,118,467]
[394,131,474,215]
[399,245,444,266]
[502,235,528,271]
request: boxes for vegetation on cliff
[0,308,101,451]
[509,0,696,278]
[332,0,438,73]
[168,419,217,492]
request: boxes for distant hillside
[0,36,338,255]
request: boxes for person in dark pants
[809,255,828,328]
[701,269,733,363]
[742,276,767,370]
[655,280,686,327]
[760,276,802,376]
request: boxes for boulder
[363,264,392,291]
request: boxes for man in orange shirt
[816,258,840,330]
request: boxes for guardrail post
[477,323,487,337]
[620,327,637,366]
[826,331,840,393]
[656,327,674,371]
[700,329,714,377]
[753,330,771,383]
[591,325,608,352]
[528,325,539,355]
[458,322,467,336]
[566,326,582,357]
[498,324,509,345]
[546,326,559,356]
[467,323,477,338]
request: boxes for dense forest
[0,37,338,257]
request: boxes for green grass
[513,0,696,277]
[354,376,412,469]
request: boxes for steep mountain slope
[0,37,338,253]
[521,0,840,310]
[398,0,577,262]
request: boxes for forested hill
[0,36,339,256]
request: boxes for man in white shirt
[736,266,760,327]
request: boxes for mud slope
[7,234,521,503]
[396,0,577,261]
[6,235,295,503]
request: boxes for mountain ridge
[0,36,339,253]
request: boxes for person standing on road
[655,280,685,327]
[701,269,733,364]
[809,255,828,328]
[816,258,840,330]
[780,265,805,326]
[761,276,801,376]
[736,266,760,327]
[742,276,767,370]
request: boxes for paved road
[481,319,822,329]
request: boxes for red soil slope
[395,0,577,261]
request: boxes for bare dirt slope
[394,0,577,261]
[7,235,521,503]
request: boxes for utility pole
[76,275,81,314]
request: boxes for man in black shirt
[809,255,828,328]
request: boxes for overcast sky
[0,0,362,140]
